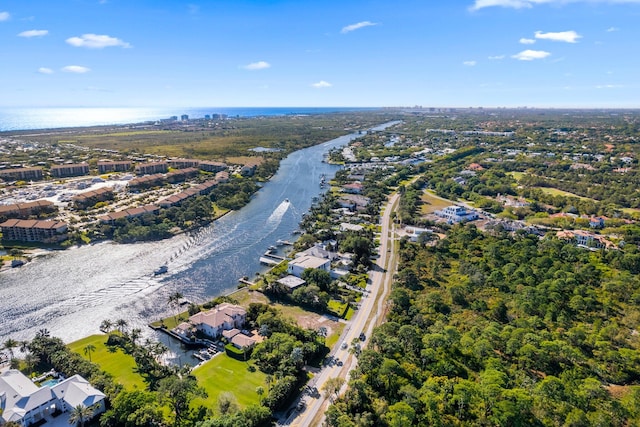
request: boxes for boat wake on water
[266,199,291,225]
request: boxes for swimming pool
[40,378,60,387]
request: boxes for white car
[341,342,347,350]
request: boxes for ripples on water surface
[0,134,341,343]
[0,122,399,343]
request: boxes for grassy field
[533,186,594,201]
[421,191,455,214]
[191,355,266,409]
[621,208,640,217]
[508,171,525,181]
[68,334,146,390]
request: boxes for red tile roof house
[175,303,247,340]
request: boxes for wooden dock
[239,277,256,286]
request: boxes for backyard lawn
[421,191,454,214]
[192,355,266,408]
[68,334,146,390]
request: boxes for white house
[287,255,331,278]
[0,370,105,427]
[435,205,478,224]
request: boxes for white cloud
[463,60,477,66]
[242,61,271,70]
[520,37,536,44]
[511,49,551,60]
[470,0,640,10]
[311,80,332,88]
[62,65,91,73]
[341,21,377,34]
[488,55,505,60]
[595,84,624,89]
[66,34,131,49]
[38,67,54,74]
[535,30,582,43]
[0,11,10,21]
[606,26,619,32]
[18,29,48,38]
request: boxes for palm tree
[19,340,30,354]
[69,404,94,427]
[83,344,96,362]
[291,347,305,368]
[36,329,50,338]
[265,375,273,391]
[130,328,142,346]
[99,319,113,333]
[24,353,40,373]
[168,291,184,325]
[115,319,128,334]
[3,338,18,360]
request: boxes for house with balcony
[176,303,247,340]
[0,370,105,427]
[434,205,478,224]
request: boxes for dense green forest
[326,225,640,426]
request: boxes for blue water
[0,107,378,132]
[41,378,60,387]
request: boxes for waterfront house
[287,255,331,278]
[276,275,307,291]
[0,370,105,427]
[184,303,247,339]
[342,182,363,194]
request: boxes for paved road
[283,192,400,427]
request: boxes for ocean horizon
[0,106,379,132]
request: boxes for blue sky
[1,0,639,108]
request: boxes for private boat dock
[259,251,286,266]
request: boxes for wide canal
[0,122,398,346]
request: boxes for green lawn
[68,334,146,390]
[421,191,454,214]
[325,323,346,349]
[533,186,594,201]
[508,171,525,181]
[192,355,266,408]
[328,300,354,320]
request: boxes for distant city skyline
[1,0,639,108]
